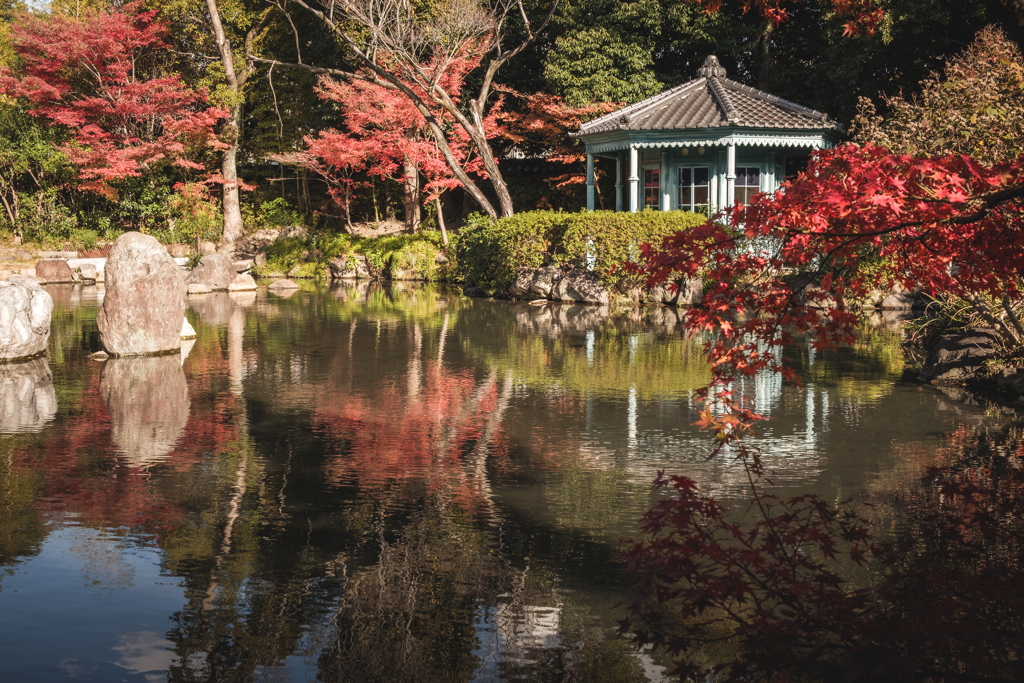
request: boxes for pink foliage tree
[299,47,503,232]
[0,3,227,200]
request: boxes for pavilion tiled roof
[574,56,843,137]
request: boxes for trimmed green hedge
[452,209,707,293]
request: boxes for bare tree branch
[269,0,561,218]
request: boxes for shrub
[257,198,302,227]
[251,229,449,282]
[363,231,448,281]
[165,183,222,246]
[452,209,707,293]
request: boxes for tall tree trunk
[384,177,395,221]
[436,196,448,246]
[220,103,245,243]
[403,157,420,232]
[205,0,267,244]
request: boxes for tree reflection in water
[3,282,962,682]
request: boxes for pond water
[0,282,999,682]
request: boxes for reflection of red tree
[312,362,506,514]
[12,350,242,539]
[887,424,1024,548]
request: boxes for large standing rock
[0,357,57,433]
[35,259,74,283]
[552,269,609,305]
[186,253,236,290]
[101,355,190,467]
[919,329,1001,385]
[97,232,185,356]
[0,276,53,360]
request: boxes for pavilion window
[734,167,761,205]
[678,167,710,215]
[643,168,660,210]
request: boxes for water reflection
[100,355,190,467]
[187,291,236,325]
[0,281,1007,683]
[0,357,57,433]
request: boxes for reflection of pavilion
[470,602,668,680]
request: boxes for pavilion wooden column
[660,149,671,210]
[628,146,639,213]
[726,142,737,208]
[586,152,595,211]
[615,152,623,212]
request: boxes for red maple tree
[637,144,1024,382]
[298,48,500,230]
[619,141,1024,679]
[0,3,227,199]
[494,89,617,206]
[691,0,884,34]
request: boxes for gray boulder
[329,254,370,279]
[236,228,280,255]
[227,273,258,291]
[268,278,299,290]
[0,357,57,433]
[0,276,53,360]
[186,253,236,290]
[509,269,536,297]
[100,354,190,467]
[552,269,609,305]
[881,292,918,310]
[165,243,190,258]
[96,231,186,356]
[529,266,562,298]
[919,329,1000,385]
[199,241,217,256]
[77,263,98,281]
[35,259,74,283]
[646,278,703,306]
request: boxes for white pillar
[586,152,595,211]
[628,146,639,213]
[615,151,623,212]
[726,142,736,208]
[660,149,670,211]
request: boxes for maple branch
[279,0,503,217]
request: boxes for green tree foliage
[0,104,76,244]
[853,25,1024,165]
[543,0,755,106]
[762,0,1015,122]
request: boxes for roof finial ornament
[697,55,727,79]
